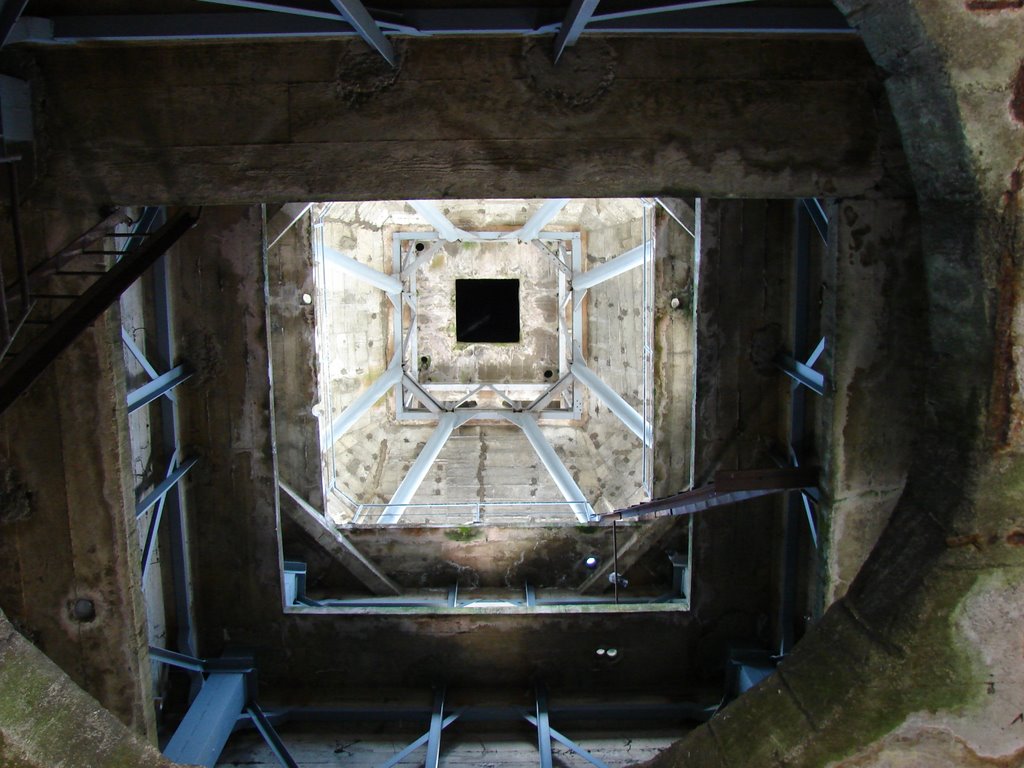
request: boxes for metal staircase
[0,206,199,414]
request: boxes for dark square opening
[455,279,520,343]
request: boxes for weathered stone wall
[637,1,1024,765]
[653,203,697,498]
[0,211,155,740]
[820,199,926,604]
[7,37,908,207]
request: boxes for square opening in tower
[455,278,520,343]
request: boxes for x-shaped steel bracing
[320,199,653,524]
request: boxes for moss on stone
[444,526,481,542]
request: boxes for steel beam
[126,363,192,413]
[527,372,574,412]
[512,414,593,522]
[570,352,649,444]
[588,5,852,33]
[409,200,468,242]
[14,5,852,42]
[323,357,402,449]
[523,715,612,768]
[199,0,343,23]
[409,200,572,244]
[323,245,402,294]
[247,704,299,768]
[572,242,646,292]
[776,352,825,395]
[593,0,758,21]
[136,455,198,518]
[267,202,313,249]
[0,210,198,415]
[554,0,599,62]
[653,197,696,238]
[121,327,163,383]
[378,713,460,768]
[279,481,401,596]
[164,673,246,768]
[140,453,179,581]
[801,198,829,244]
[0,0,28,46]
[378,412,466,523]
[149,646,206,673]
[327,0,395,66]
[518,199,570,241]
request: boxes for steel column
[512,414,594,522]
[327,0,395,66]
[152,223,198,661]
[571,242,646,291]
[779,200,812,656]
[163,673,247,768]
[535,683,553,768]
[378,412,466,523]
[570,352,649,445]
[322,356,402,449]
[323,246,402,294]
[425,687,446,768]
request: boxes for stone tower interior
[0,2,1022,767]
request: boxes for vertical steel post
[536,682,553,768]
[778,201,812,656]
[8,163,28,314]
[152,211,198,660]
[425,687,446,768]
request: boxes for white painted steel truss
[317,199,656,524]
